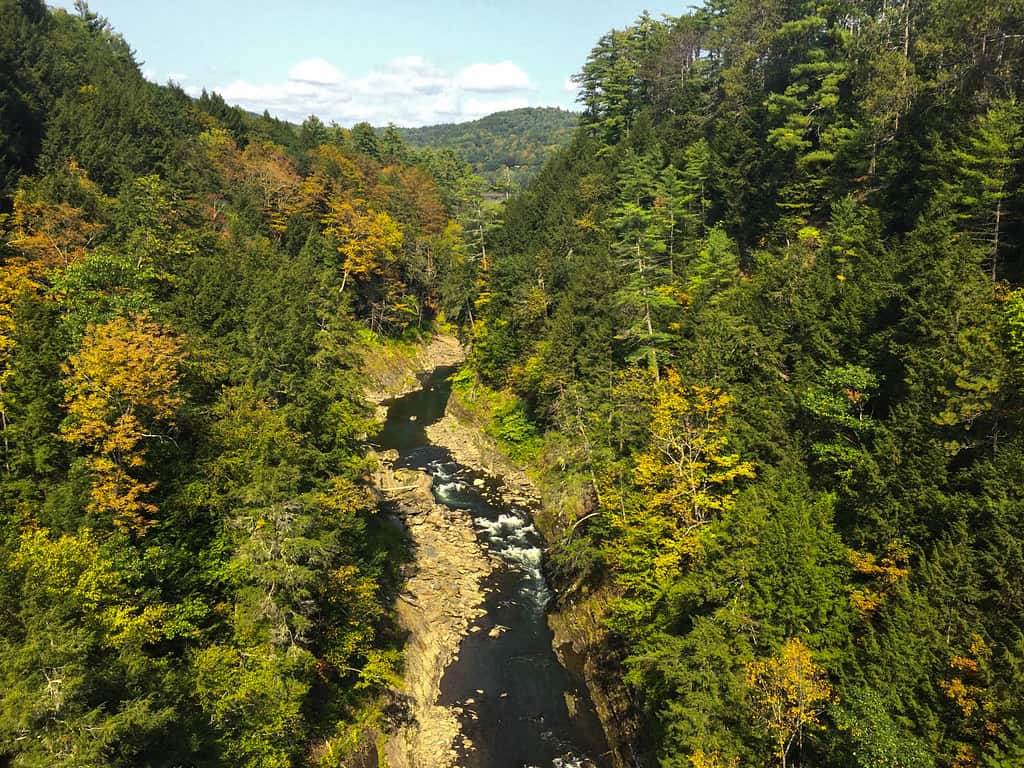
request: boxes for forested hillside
[6,0,1024,766]
[395,107,578,194]
[0,2,484,765]
[463,3,1024,767]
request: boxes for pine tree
[610,148,681,377]
[952,99,1022,280]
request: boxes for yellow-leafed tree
[323,197,404,293]
[60,313,183,535]
[634,370,756,531]
[746,637,833,768]
[629,370,754,579]
[605,368,754,631]
[0,262,38,471]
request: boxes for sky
[48,0,687,127]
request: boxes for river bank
[426,383,640,768]
[374,452,495,767]
[365,334,611,767]
[363,333,464,408]
[364,335,488,766]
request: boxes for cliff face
[362,334,464,407]
[546,594,641,768]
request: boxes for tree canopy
[460,2,1024,766]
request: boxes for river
[376,364,611,768]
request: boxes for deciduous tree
[60,313,183,534]
[746,637,833,768]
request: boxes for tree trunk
[0,381,9,473]
[895,0,912,133]
[992,196,1002,281]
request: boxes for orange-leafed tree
[398,166,447,235]
[746,637,833,768]
[199,129,303,233]
[60,313,183,535]
[239,141,303,233]
[3,160,113,272]
[6,194,101,270]
[374,165,447,236]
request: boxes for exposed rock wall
[547,597,642,768]
[362,334,463,407]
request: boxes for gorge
[3,1,1024,766]
[372,346,609,768]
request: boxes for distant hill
[395,107,579,192]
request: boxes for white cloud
[220,80,295,103]
[288,57,344,85]
[355,57,449,98]
[167,72,189,83]
[562,76,580,93]
[142,67,157,82]
[388,55,437,74]
[202,55,541,126]
[458,60,532,92]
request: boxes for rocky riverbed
[374,454,497,768]
[368,334,609,768]
[364,335,483,767]
[424,376,637,768]
[424,412,539,509]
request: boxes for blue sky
[49,1,687,126]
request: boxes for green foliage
[687,225,740,307]
[832,687,935,768]
[448,363,476,393]
[464,1,1024,766]
[396,107,578,192]
[194,643,310,767]
[487,399,541,461]
[0,2,486,763]
[6,0,1024,765]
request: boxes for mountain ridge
[389,106,579,190]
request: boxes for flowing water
[376,365,611,768]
